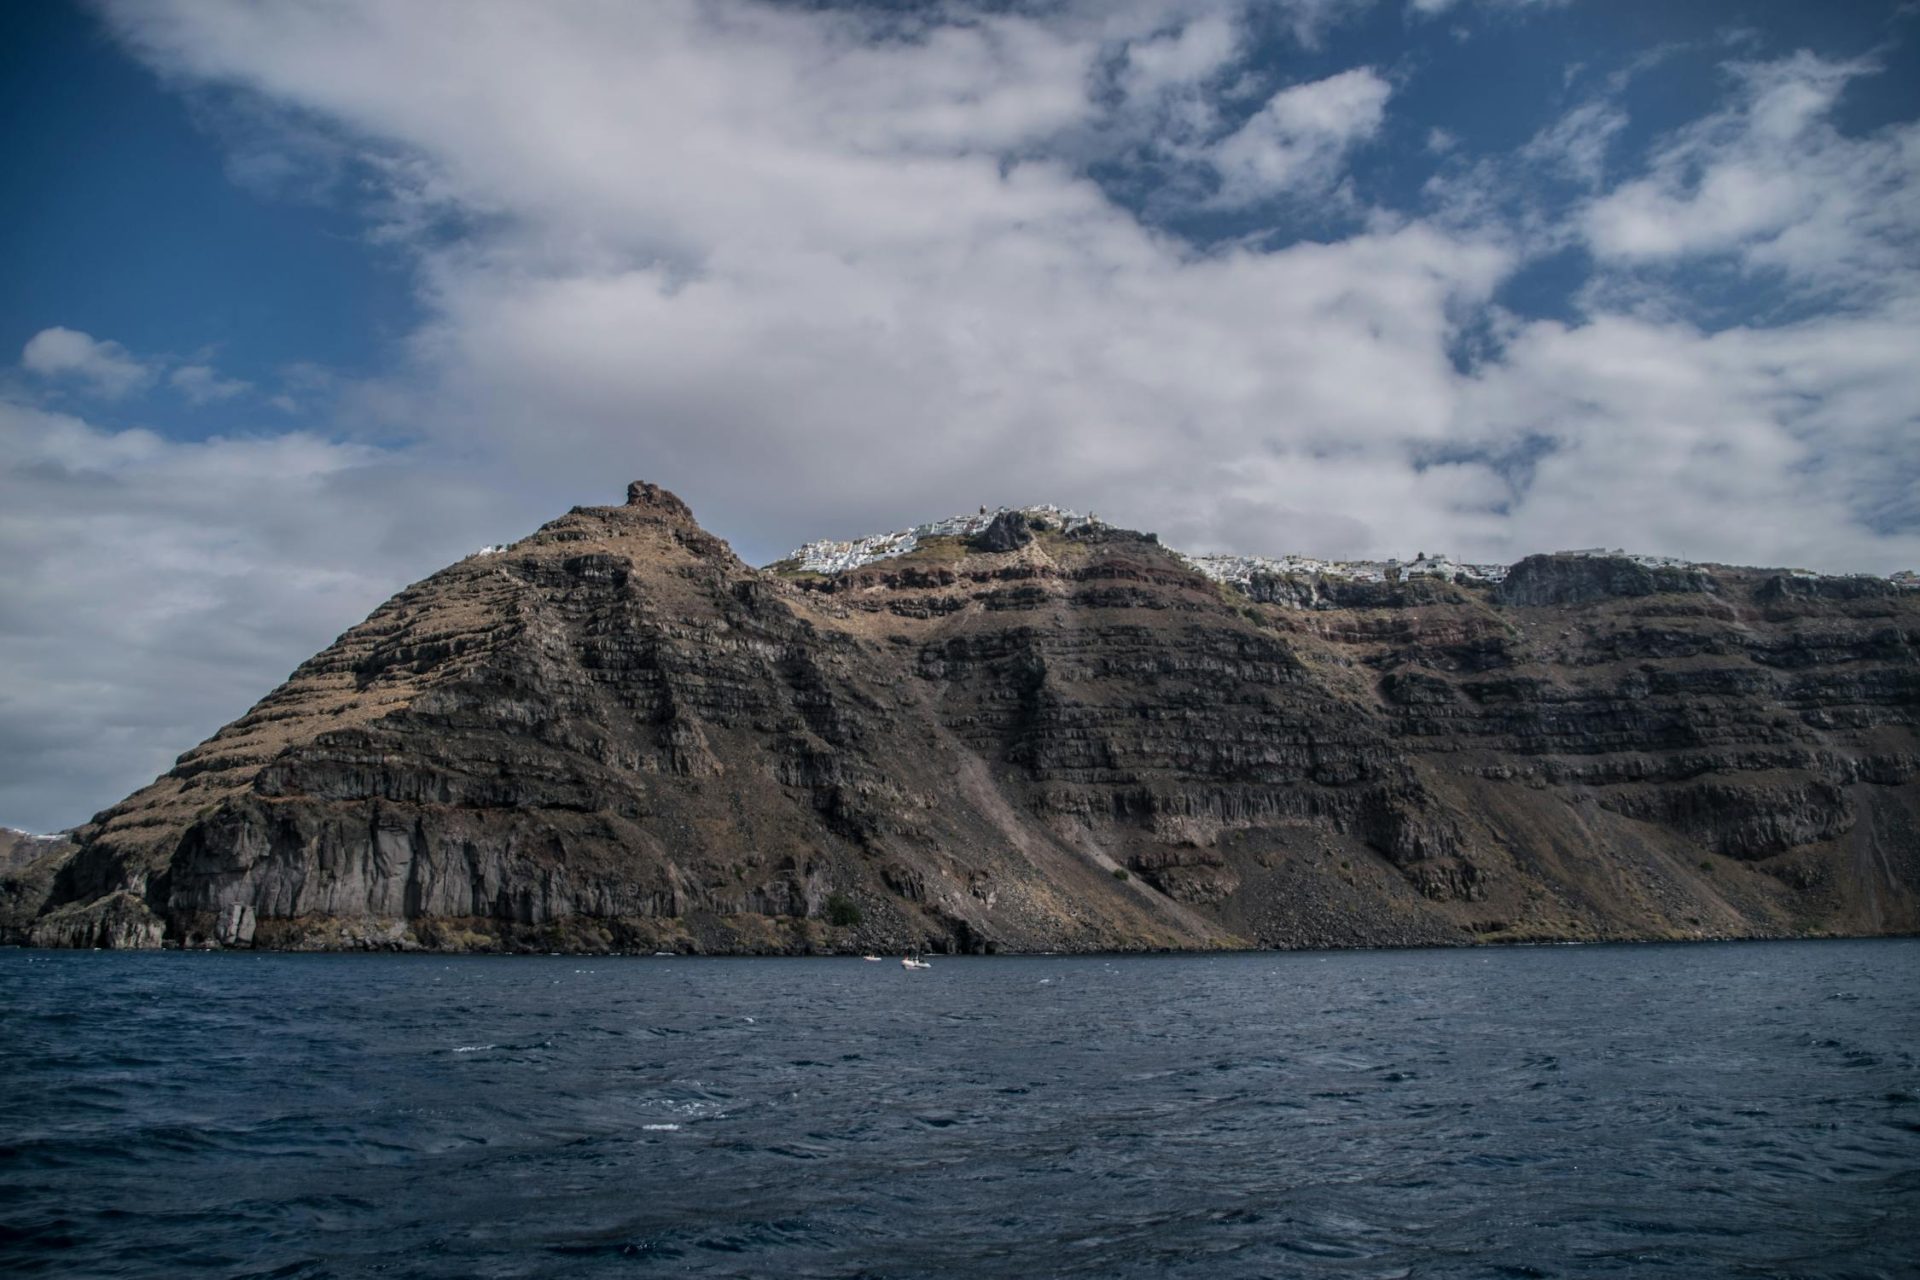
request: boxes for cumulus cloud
[169,363,252,404]
[1584,53,1920,296]
[1519,99,1627,190]
[20,327,155,399]
[1208,68,1393,202]
[1454,306,1920,571]
[1122,11,1239,96]
[1410,0,1568,15]
[0,397,530,832]
[21,329,253,408]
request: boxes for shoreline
[6,928,1913,959]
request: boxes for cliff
[9,483,1917,953]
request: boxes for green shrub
[1111,867,1130,881]
[824,892,862,927]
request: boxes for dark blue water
[2,942,1916,1278]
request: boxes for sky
[3,0,1919,833]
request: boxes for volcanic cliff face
[11,484,1918,952]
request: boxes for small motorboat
[902,954,932,969]
[862,954,883,962]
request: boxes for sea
[1,941,1915,1278]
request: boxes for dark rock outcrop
[28,891,165,950]
[1495,553,1714,607]
[970,510,1034,553]
[7,483,1917,953]
[0,830,77,939]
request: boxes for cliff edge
[10,484,1917,953]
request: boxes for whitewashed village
[762,504,1920,594]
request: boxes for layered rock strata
[10,483,1917,952]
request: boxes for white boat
[862,954,882,962]
[902,954,932,969]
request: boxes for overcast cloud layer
[4,0,1919,831]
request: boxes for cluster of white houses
[780,505,1101,575]
[774,506,1521,585]
[1177,551,1512,588]
[768,511,1920,591]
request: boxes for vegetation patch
[764,558,830,583]
[888,535,970,567]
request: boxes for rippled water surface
[3,942,1916,1278]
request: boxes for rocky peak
[623,480,695,523]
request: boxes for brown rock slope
[11,483,1918,952]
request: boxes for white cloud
[0,396,528,832]
[1208,68,1392,201]
[1122,12,1240,96]
[20,327,155,399]
[1410,0,1568,15]
[1454,306,1920,571]
[1584,53,1920,296]
[21,331,254,408]
[169,363,252,404]
[1519,99,1627,189]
